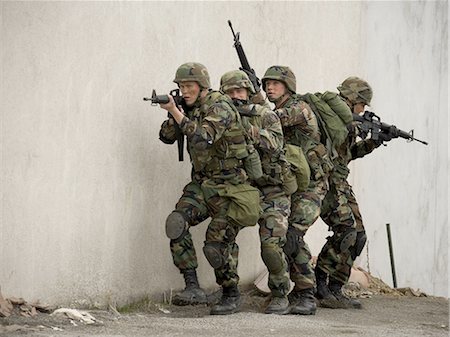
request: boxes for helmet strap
[273,92,291,108]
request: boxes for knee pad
[351,231,367,260]
[283,227,303,258]
[165,211,188,240]
[261,245,284,274]
[203,242,227,269]
[333,228,357,253]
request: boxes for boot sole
[172,296,208,306]
[210,307,240,315]
[290,308,316,315]
[264,307,290,315]
[317,298,349,309]
[351,302,363,309]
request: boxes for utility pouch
[217,183,262,227]
[263,162,283,185]
[285,144,311,192]
[281,164,298,196]
[242,144,263,181]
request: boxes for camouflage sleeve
[179,101,233,148]
[159,118,177,144]
[274,99,315,134]
[350,139,381,160]
[257,108,284,153]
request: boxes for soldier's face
[353,103,365,114]
[265,80,287,102]
[179,81,201,106]
[226,88,248,100]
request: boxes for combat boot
[210,285,241,315]
[314,268,347,309]
[264,296,289,315]
[172,269,208,306]
[329,279,362,309]
[289,288,316,315]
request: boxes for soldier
[158,64,211,307]
[261,66,333,315]
[315,77,391,309]
[220,70,297,314]
[158,62,261,315]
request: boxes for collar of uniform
[275,93,292,109]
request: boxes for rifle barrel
[228,20,236,38]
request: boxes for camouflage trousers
[317,176,365,284]
[286,177,328,291]
[169,179,250,287]
[169,180,209,271]
[201,179,259,288]
[258,185,291,297]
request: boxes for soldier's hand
[386,125,400,138]
[378,132,393,142]
[160,95,176,111]
[160,95,185,125]
[161,96,184,116]
[380,125,400,142]
[240,68,261,92]
[250,91,266,105]
[374,131,393,146]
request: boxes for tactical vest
[234,102,296,194]
[190,91,262,183]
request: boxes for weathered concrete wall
[1,1,446,306]
[353,0,448,297]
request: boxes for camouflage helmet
[337,76,373,106]
[220,70,256,94]
[261,65,296,93]
[173,62,211,89]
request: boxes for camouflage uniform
[317,127,380,283]
[262,66,332,315]
[160,118,209,272]
[315,76,381,309]
[220,71,294,312]
[245,106,291,299]
[180,89,262,314]
[160,64,261,314]
[159,64,214,306]
[275,94,330,289]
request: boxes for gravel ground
[0,289,448,337]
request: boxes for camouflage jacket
[236,102,290,186]
[177,91,250,185]
[159,105,207,182]
[332,122,380,179]
[274,94,333,181]
[274,94,320,149]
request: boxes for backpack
[300,91,353,159]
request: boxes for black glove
[386,125,400,139]
[239,68,261,92]
[373,130,393,146]
[377,125,399,143]
[378,131,393,142]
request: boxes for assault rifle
[227,20,261,91]
[143,89,185,161]
[353,111,428,145]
